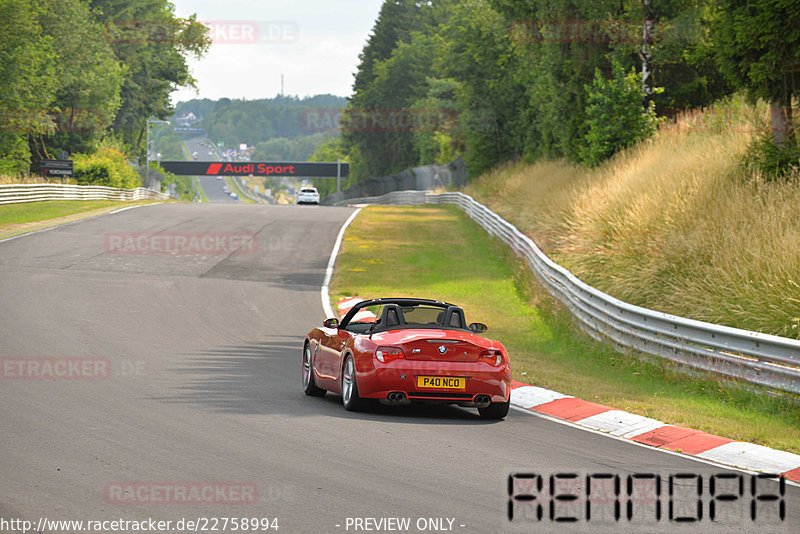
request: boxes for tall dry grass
[0,174,76,185]
[466,97,800,338]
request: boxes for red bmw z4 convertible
[302,298,512,419]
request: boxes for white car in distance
[296,187,320,205]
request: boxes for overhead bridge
[159,161,348,178]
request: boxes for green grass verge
[0,200,159,227]
[329,205,800,454]
[0,200,162,239]
[195,177,209,203]
[164,175,201,202]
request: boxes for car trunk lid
[402,338,485,362]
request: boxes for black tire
[341,355,364,411]
[478,399,510,420]
[302,343,326,397]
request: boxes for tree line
[0,0,209,176]
[183,95,345,148]
[334,0,800,180]
[175,95,347,162]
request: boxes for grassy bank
[0,200,160,239]
[195,177,209,203]
[464,98,800,339]
[329,205,800,453]
[0,175,77,185]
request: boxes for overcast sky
[170,0,384,103]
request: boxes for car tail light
[480,350,503,366]
[376,346,404,363]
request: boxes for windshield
[343,302,466,333]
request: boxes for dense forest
[0,0,208,181]
[333,0,800,180]
[2,0,798,185]
[174,95,347,162]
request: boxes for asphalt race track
[1,203,797,534]
[182,138,238,204]
[198,175,239,204]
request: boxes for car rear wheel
[478,399,510,420]
[302,344,325,397]
[341,355,363,411]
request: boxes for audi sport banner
[159,161,349,178]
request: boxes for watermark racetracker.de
[106,20,298,45]
[509,19,659,44]
[1,357,111,380]
[301,108,457,133]
[0,107,110,134]
[0,516,280,533]
[104,482,258,505]
[528,229,664,256]
[103,232,258,255]
[203,20,298,44]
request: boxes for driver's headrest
[381,304,405,327]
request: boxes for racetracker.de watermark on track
[1,357,111,380]
[104,482,258,505]
[103,232,258,255]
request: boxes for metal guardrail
[322,158,467,206]
[0,183,170,205]
[336,190,428,206]
[338,190,800,395]
[232,176,271,203]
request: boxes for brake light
[376,346,404,363]
[480,350,503,366]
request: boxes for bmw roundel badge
[438,345,447,354]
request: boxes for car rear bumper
[356,359,511,403]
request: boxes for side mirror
[469,322,487,333]
[323,318,339,329]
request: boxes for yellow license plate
[416,376,466,389]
